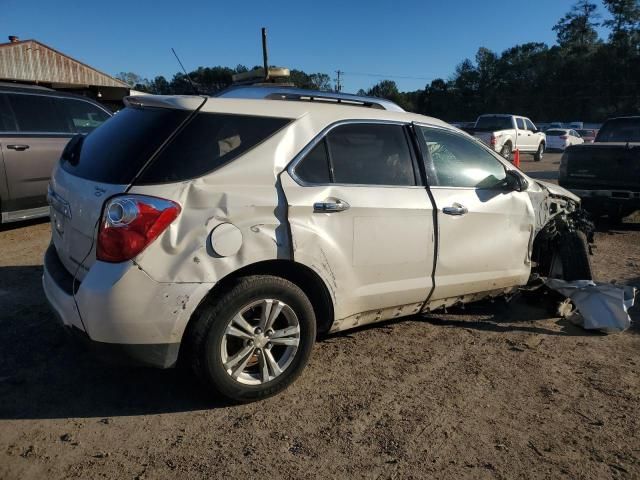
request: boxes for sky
[1,0,612,93]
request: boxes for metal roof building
[0,36,132,109]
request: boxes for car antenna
[171,48,199,95]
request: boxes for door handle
[442,203,468,216]
[313,199,350,213]
[6,144,30,151]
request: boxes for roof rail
[216,85,405,112]
[0,81,53,92]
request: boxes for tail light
[490,134,497,146]
[560,135,568,140]
[97,195,181,263]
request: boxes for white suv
[43,87,589,401]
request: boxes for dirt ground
[1,153,638,479]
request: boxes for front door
[282,122,435,323]
[2,92,73,212]
[515,117,535,152]
[415,124,534,301]
[525,118,541,151]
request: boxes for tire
[500,142,512,161]
[187,275,316,402]
[557,231,593,281]
[534,143,544,162]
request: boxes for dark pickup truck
[559,116,640,222]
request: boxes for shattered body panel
[547,279,636,333]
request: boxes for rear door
[282,121,435,322]
[2,92,73,214]
[415,124,533,300]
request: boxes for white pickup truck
[472,114,546,162]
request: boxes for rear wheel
[187,275,316,402]
[534,143,544,162]
[500,142,513,161]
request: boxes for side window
[6,93,70,133]
[418,127,507,189]
[516,118,526,130]
[0,94,18,132]
[294,139,331,183]
[326,123,416,186]
[138,112,291,184]
[525,119,536,131]
[59,99,110,133]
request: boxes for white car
[43,87,591,401]
[472,114,546,162]
[546,129,584,151]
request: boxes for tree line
[117,0,640,122]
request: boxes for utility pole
[262,27,269,81]
[335,70,343,92]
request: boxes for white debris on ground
[547,279,637,333]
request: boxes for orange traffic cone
[513,148,521,168]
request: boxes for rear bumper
[547,143,567,151]
[567,189,640,212]
[64,324,181,368]
[569,188,640,201]
[43,244,213,368]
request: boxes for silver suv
[43,87,589,401]
[0,83,111,223]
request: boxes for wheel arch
[181,259,335,349]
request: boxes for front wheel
[187,276,316,402]
[534,143,544,162]
[556,231,593,281]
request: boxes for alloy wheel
[220,299,300,385]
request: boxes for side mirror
[504,170,528,192]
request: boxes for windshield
[475,116,513,131]
[595,118,640,142]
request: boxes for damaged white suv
[43,87,592,401]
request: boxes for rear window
[576,129,594,136]
[546,129,567,136]
[475,116,513,131]
[595,118,640,143]
[137,112,291,184]
[61,107,190,184]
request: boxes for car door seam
[409,123,439,311]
